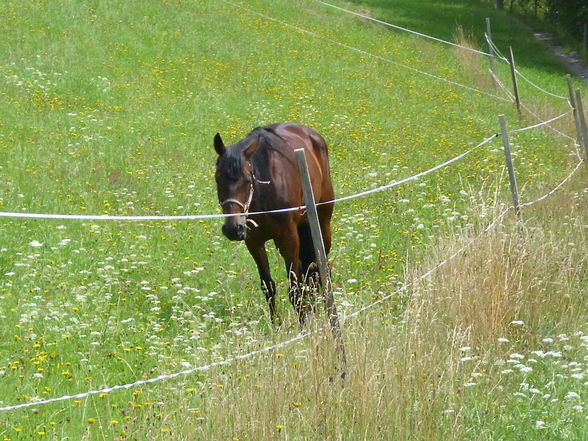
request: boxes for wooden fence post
[574,89,588,167]
[567,75,583,145]
[507,46,521,114]
[486,18,495,74]
[499,115,523,223]
[294,148,347,371]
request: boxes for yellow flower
[87,418,95,424]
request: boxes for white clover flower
[565,391,580,400]
[534,420,546,429]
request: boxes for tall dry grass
[453,25,495,90]
[128,179,586,441]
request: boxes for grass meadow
[0,0,586,439]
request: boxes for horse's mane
[217,125,287,183]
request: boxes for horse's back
[262,123,333,205]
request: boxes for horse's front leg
[246,239,279,324]
[274,223,310,325]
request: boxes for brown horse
[213,123,334,324]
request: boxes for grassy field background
[0,0,586,439]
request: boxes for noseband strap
[219,163,270,227]
[221,180,254,214]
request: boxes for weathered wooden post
[574,89,588,167]
[294,148,346,370]
[507,46,521,114]
[499,115,523,223]
[486,18,495,74]
[567,75,583,145]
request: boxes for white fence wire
[1,151,583,414]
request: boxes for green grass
[0,0,586,439]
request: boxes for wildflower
[534,420,546,429]
[87,418,95,424]
[497,337,509,343]
[29,240,43,248]
[510,320,525,326]
[565,391,580,400]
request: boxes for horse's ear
[243,137,260,158]
[214,133,225,156]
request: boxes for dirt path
[534,32,588,85]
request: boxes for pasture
[0,0,586,439]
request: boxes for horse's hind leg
[274,224,310,325]
[246,240,278,324]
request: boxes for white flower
[510,320,525,326]
[29,240,43,247]
[565,391,580,400]
[534,420,546,429]
[497,337,509,343]
[542,337,554,344]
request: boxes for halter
[221,180,254,214]
[220,163,269,228]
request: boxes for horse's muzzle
[222,221,246,241]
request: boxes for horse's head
[214,132,260,241]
